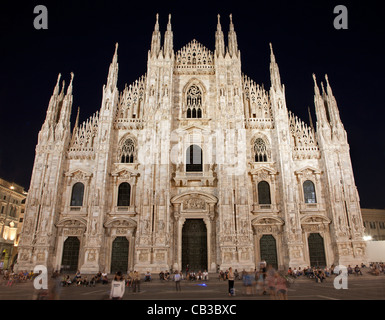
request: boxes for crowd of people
[1,260,384,300]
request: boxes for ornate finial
[66,72,74,94]
[229,13,234,30]
[269,43,276,62]
[154,13,159,31]
[167,13,172,30]
[312,73,317,85]
[320,81,326,94]
[53,73,61,94]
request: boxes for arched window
[117,182,131,206]
[303,180,317,203]
[258,181,271,204]
[254,138,268,162]
[70,182,84,206]
[120,138,135,163]
[186,145,202,172]
[186,85,202,118]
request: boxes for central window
[186,145,202,172]
[186,85,202,118]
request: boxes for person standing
[174,271,181,291]
[110,271,125,300]
[133,270,141,293]
[228,267,235,296]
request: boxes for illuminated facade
[16,14,367,274]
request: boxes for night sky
[0,0,384,209]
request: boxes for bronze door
[182,219,207,272]
[308,233,326,267]
[111,236,129,273]
[61,237,80,273]
[260,234,278,269]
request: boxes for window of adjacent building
[258,181,271,204]
[379,222,385,229]
[303,180,317,203]
[70,182,85,206]
[117,183,131,207]
[120,138,135,163]
[186,85,202,118]
[369,222,376,229]
[186,145,203,172]
[254,138,268,162]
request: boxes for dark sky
[0,0,384,209]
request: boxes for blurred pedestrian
[275,272,288,300]
[228,267,235,296]
[133,270,141,293]
[110,271,125,300]
[174,270,181,291]
[266,265,277,299]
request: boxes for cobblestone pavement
[0,272,384,301]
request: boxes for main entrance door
[182,219,207,272]
[111,236,129,273]
[308,233,326,267]
[61,237,80,273]
[259,235,278,269]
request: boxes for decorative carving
[183,198,206,210]
[174,40,214,74]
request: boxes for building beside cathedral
[15,14,367,274]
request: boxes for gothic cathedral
[15,14,367,274]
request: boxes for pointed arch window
[70,182,84,206]
[120,138,135,163]
[186,145,202,172]
[258,181,271,205]
[254,138,268,162]
[117,182,131,206]
[303,180,317,203]
[186,85,202,118]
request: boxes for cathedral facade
[15,14,367,274]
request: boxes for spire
[150,13,161,58]
[324,74,344,130]
[163,14,173,58]
[215,14,225,58]
[308,106,315,131]
[66,72,74,95]
[58,73,74,126]
[71,106,80,144]
[46,74,65,125]
[53,73,61,95]
[228,14,238,58]
[313,73,329,128]
[74,106,80,129]
[107,43,119,90]
[269,43,282,91]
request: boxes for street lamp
[363,235,372,241]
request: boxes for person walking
[109,271,125,300]
[174,271,181,291]
[275,272,288,300]
[228,267,235,296]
